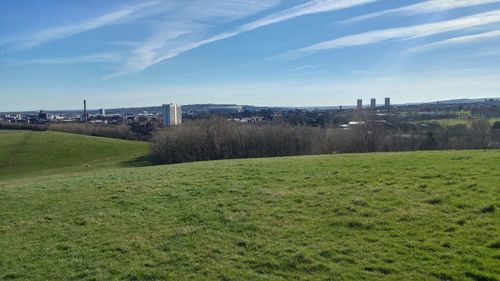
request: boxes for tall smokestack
[83,100,87,121]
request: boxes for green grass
[427,118,500,127]
[0,131,499,280]
[0,130,149,180]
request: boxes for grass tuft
[425,198,443,205]
[433,272,455,281]
[465,271,498,281]
[488,241,500,249]
[480,205,496,214]
[364,266,394,275]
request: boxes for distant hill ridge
[2,97,499,114]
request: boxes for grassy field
[0,130,149,181]
[0,131,499,280]
[427,118,500,127]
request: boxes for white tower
[162,103,182,127]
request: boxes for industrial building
[162,103,182,127]
[38,110,48,121]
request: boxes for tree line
[0,122,136,140]
[2,117,499,164]
[150,117,500,164]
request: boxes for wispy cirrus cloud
[285,10,500,58]
[407,29,500,54]
[106,0,283,77]
[5,0,379,77]
[284,65,320,72]
[10,53,121,65]
[117,0,378,76]
[344,0,500,24]
[4,1,160,49]
[237,0,378,30]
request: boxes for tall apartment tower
[162,103,182,127]
[357,99,363,110]
[385,97,391,108]
[370,98,376,109]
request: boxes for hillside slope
[0,130,149,180]
[1,146,499,280]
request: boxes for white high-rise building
[162,103,182,127]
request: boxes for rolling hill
[0,130,149,181]
[0,130,499,280]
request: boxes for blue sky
[1,0,500,111]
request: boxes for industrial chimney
[83,100,87,121]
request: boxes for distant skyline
[1,0,500,111]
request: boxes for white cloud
[10,2,160,49]
[117,0,378,76]
[124,28,200,73]
[407,30,500,54]
[180,0,283,22]
[11,53,121,65]
[284,65,320,72]
[105,0,283,77]
[238,0,378,30]
[4,0,379,76]
[344,0,500,23]
[286,10,500,58]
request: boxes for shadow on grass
[121,156,156,167]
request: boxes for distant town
[1,97,499,130]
